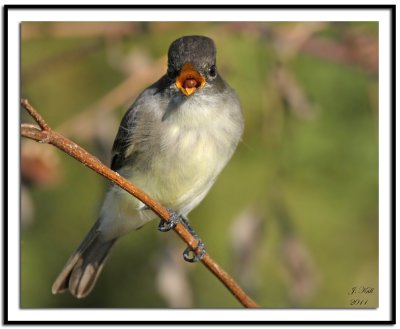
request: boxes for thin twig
[21,99,50,131]
[20,99,259,308]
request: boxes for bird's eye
[208,65,217,78]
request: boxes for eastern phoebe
[52,35,244,298]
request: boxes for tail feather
[52,222,116,299]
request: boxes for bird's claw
[183,240,206,263]
[158,208,180,232]
[158,211,207,262]
[179,215,206,262]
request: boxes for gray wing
[110,75,169,172]
[110,103,139,172]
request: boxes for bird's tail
[51,221,117,299]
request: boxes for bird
[51,35,244,299]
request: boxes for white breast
[153,95,239,213]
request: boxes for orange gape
[175,63,206,96]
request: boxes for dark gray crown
[168,35,216,70]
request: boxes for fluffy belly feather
[143,127,224,212]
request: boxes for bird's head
[167,35,218,97]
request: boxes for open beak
[175,63,206,96]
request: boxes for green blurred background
[20,21,378,308]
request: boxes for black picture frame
[4,4,395,325]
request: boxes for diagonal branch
[20,99,259,308]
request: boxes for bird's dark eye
[208,65,217,78]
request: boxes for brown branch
[21,99,50,131]
[20,99,259,308]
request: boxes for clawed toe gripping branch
[180,215,206,263]
[158,210,206,263]
[20,99,259,308]
[158,208,181,232]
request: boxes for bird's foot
[183,239,206,263]
[158,208,180,232]
[180,215,206,263]
[158,211,206,262]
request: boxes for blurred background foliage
[21,21,378,308]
